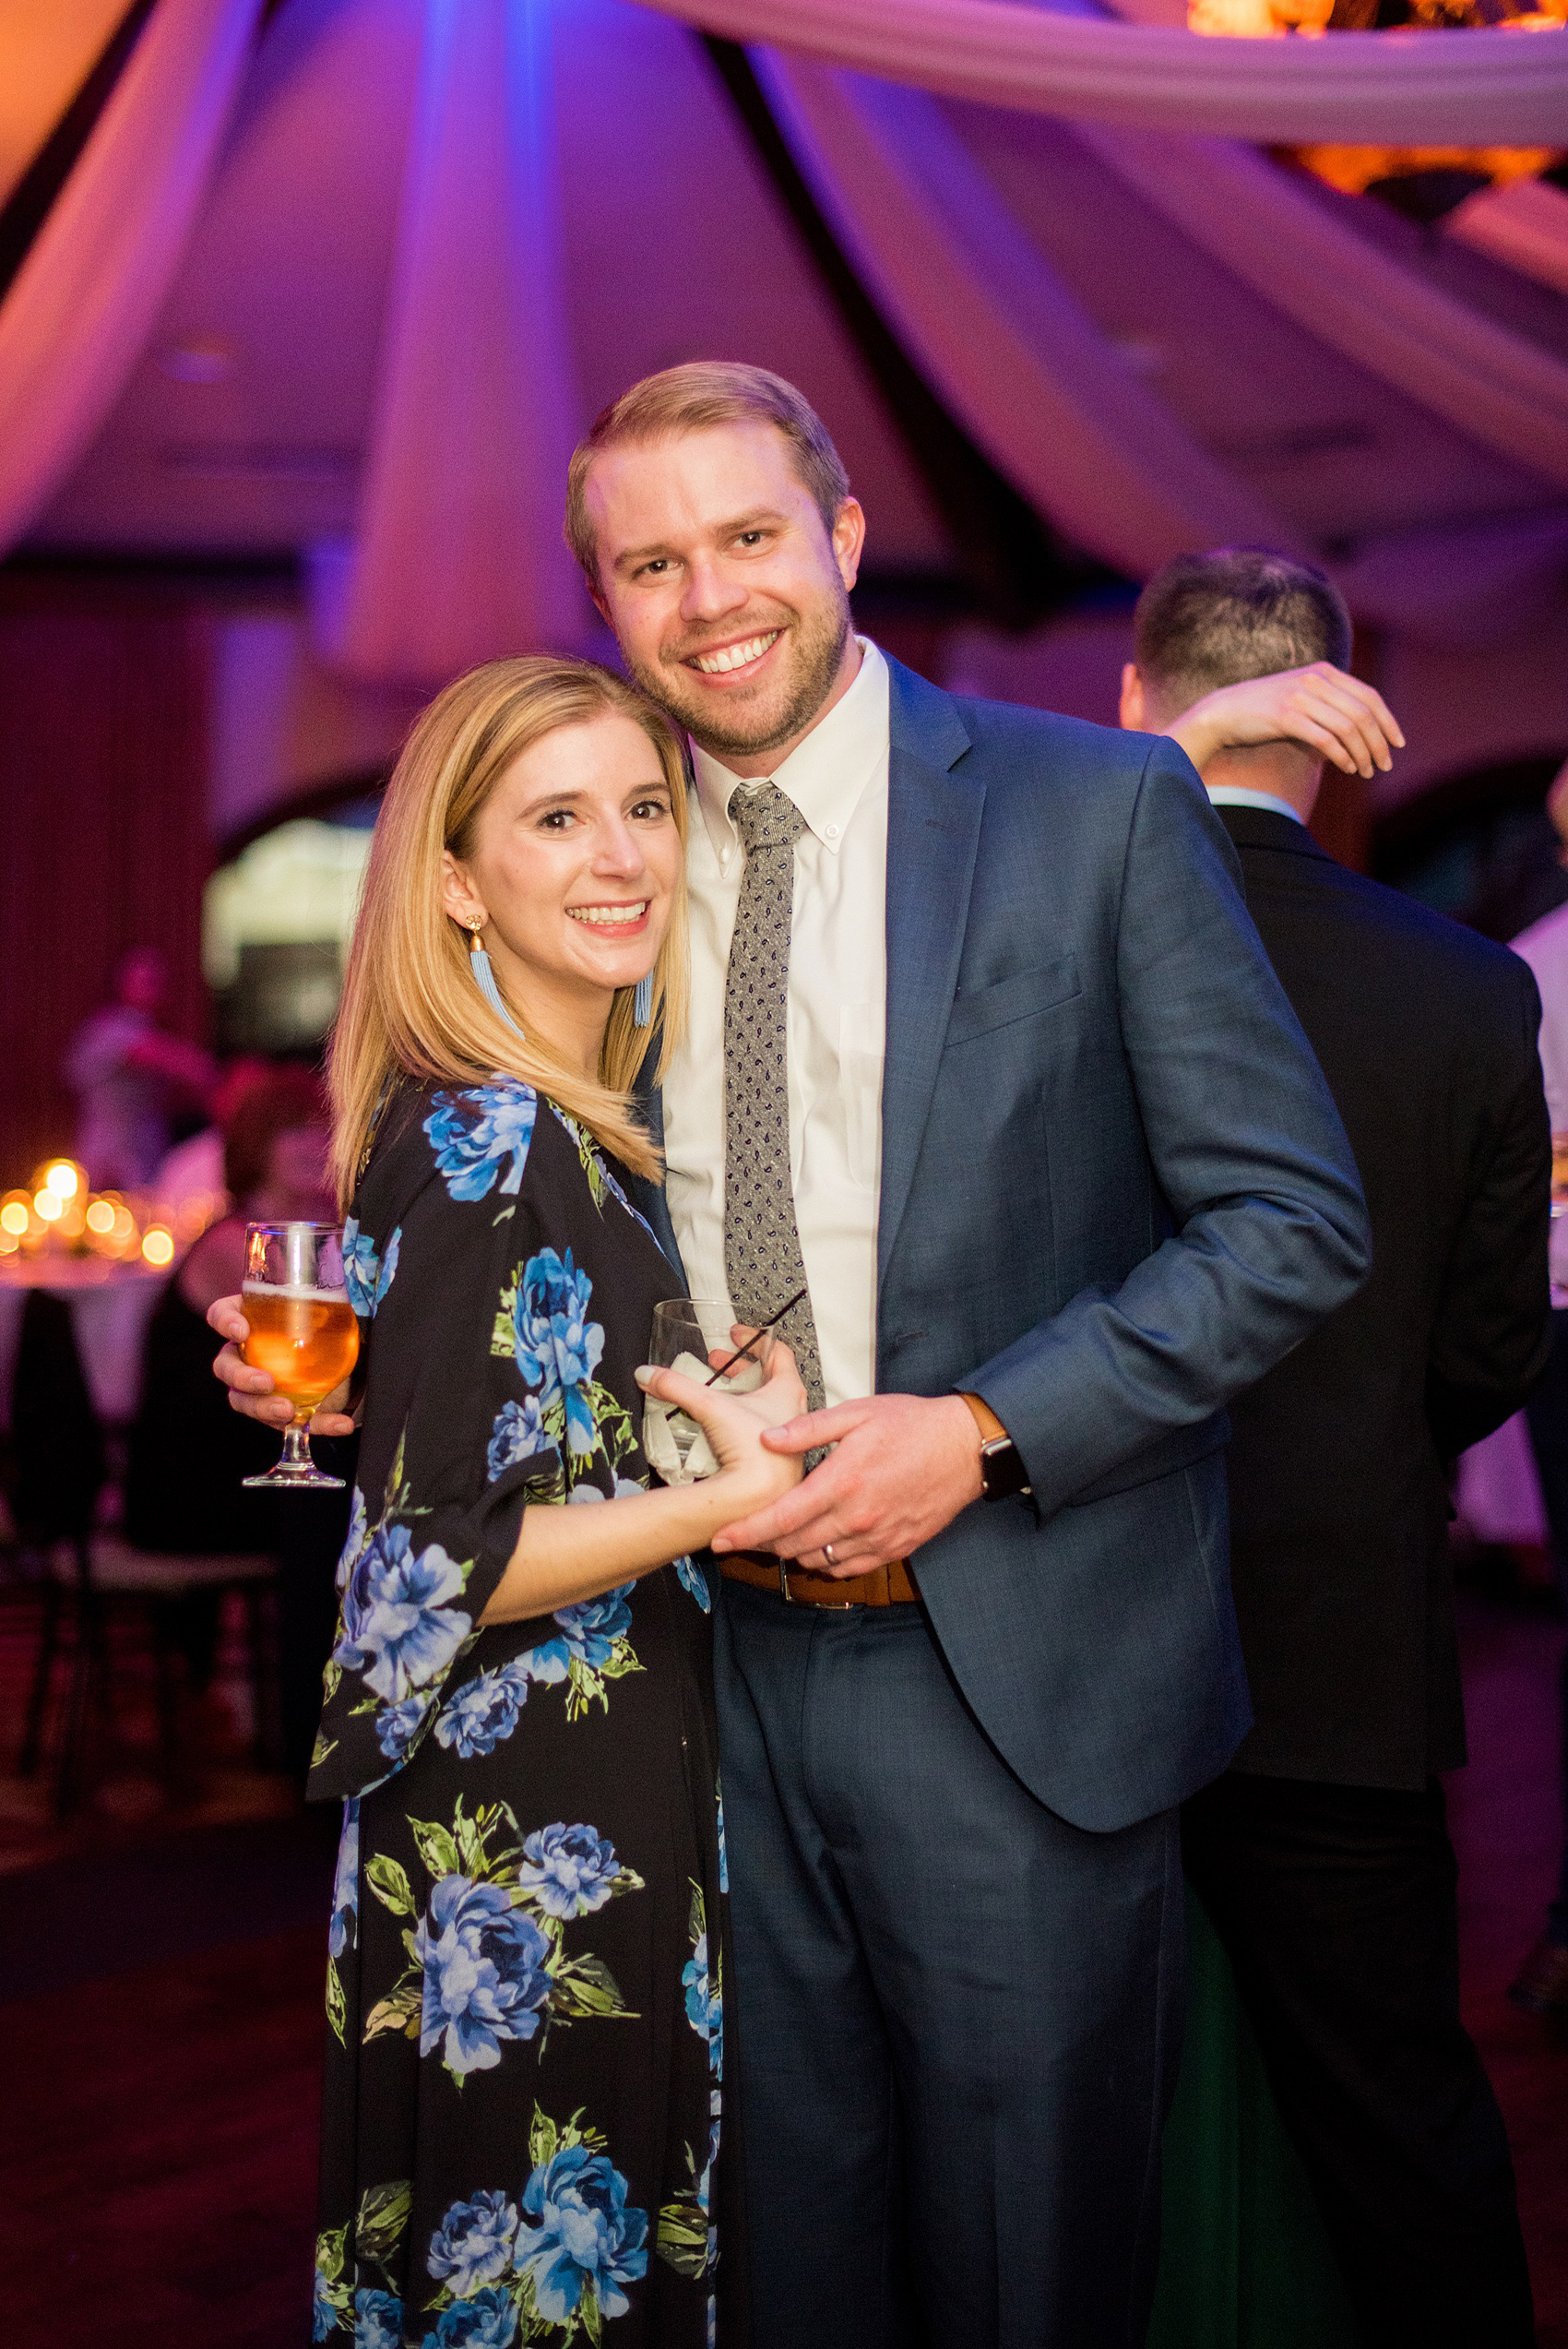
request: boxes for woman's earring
[633,972,654,1029]
[466,920,525,1043]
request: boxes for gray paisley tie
[722,781,826,1413]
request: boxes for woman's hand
[206,1294,357,1437]
[636,1338,805,1516]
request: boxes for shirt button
[825,823,839,840]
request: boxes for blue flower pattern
[421,2288,518,2347]
[428,2191,520,2297]
[434,1661,531,1759]
[518,1823,624,1920]
[486,1396,549,1483]
[417,1876,552,2075]
[683,1932,723,2081]
[515,2144,649,2324]
[510,1248,604,1458]
[424,1083,538,1202]
[343,1220,400,1318]
[329,1798,360,1958]
[354,2289,403,2349]
[336,1524,471,1705]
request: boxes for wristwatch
[958,1392,1033,1502]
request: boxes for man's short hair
[564,362,851,583]
[1134,547,1352,708]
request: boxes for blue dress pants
[715,1577,1186,2349]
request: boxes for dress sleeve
[310,1081,565,1801]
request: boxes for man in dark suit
[1122,546,1550,2347]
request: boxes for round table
[0,1257,168,1430]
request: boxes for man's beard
[624,590,851,763]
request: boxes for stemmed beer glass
[240,1222,360,1490]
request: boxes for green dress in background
[1148,1891,1359,2349]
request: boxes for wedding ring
[824,1542,837,1566]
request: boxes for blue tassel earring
[467,923,526,1042]
[633,972,654,1029]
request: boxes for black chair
[13,1288,277,1818]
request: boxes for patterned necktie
[722,781,826,1413]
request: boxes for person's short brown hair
[222,1067,328,1203]
[564,363,851,585]
[1134,546,1352,709]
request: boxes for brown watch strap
[958,1390,1009,1446]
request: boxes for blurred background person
[1508,755,1568,2025]
[65,945,215,1189]
[1123,547,1550,2347]
[123,1064,353,1777]
[152,1054,270,1219]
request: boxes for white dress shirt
[660,639,890,1409]
[1206,785,1305,825]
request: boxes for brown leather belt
[719,1551,921,1608]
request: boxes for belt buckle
[778,1555,794,1604]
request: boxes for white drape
[1076,125,1568,494]
[756,54,1300,579]
[632,0,1568,145]
[0,0,264,559]
[330,0,585,683]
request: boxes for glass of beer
[240,1222,360,1489]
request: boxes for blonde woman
[210,657,800,2349]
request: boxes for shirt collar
[1206,785,1306,828]
[691,638,889,873]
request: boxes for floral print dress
[309,1079,738,2349]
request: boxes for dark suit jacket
[1215,804,1551,1790]
[635,663,1372,1831]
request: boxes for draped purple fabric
[633,0,1568,145]
[1076,124,1568,493]
[0,0,263,560]
[754,54,1568,639]
[755,55,1299,578]
[327,0,586,684]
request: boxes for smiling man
[554,364,1374,2349]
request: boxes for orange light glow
[0,1199,30,1236]
[33,1190,63,1222]
[141,1227,175,1268]
[85,1199,115,1234]
[43,1160,81,1198]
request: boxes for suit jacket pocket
[944,954,1081,1046]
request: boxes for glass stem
[280,1416,313,1473]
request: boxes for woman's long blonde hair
[327,656,690,1206]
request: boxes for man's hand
[207,1294,357,1437]
[1168,663,1404,779]
[710,1391,984,1575]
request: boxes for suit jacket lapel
[630,1035,686,1285]
[878,660,981,1291]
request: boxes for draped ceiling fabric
[755,54,1568,638]
[1449,173,1568,302]
[755,56,1301,579]
[330,0,585,683]
[0,0,264,559]
[1075,124,1568,492]
[631,0,1568,144]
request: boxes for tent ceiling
[22,0,1568,580]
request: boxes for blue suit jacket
[635,658,1370,1832]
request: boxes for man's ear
[831,498,866,594]
[587,570,611,625]
[1119,663,1146,731]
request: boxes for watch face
[980,1438,1030,1502]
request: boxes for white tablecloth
[0,1261,168,1430]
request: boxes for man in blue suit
[567,364,1371,2346]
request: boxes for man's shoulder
[1254,845,1538,1026]
[889,661,1178,805]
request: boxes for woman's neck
[485,934,610,1081]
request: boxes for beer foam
[243,1282,350,1302]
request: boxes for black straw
[705,1286,807,1385]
